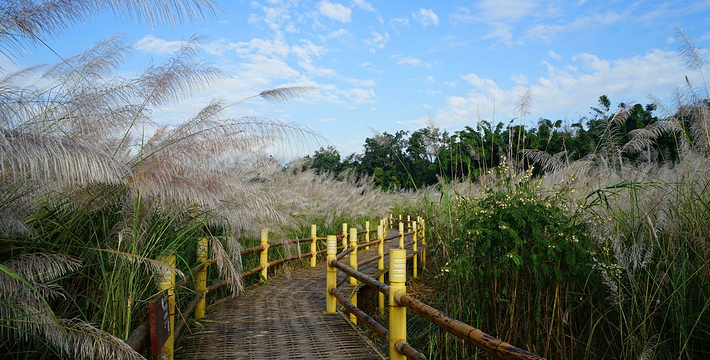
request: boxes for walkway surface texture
[175,230,408,360]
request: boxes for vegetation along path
[176,229,408,359]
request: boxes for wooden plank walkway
[175,230,407,360]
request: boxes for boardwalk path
[176,230,407,359]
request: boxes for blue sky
[9,0,710,157]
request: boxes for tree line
[304,94,706,190]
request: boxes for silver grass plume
[0,253,143,360]
[210,237,243,296]
[0,0,217,60]
[105,249,186,279]
[258,86,316,103]
[521,149,567,173]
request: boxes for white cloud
[511,73,528,86]
[413,8,439,27]
[352,0,376,12]
[425,49,690,129]
[135,35,182,54]
[318,1,352,23]
[393,55,431,68]
[389,16,410,29]
[361,62,384,74]
[364,31,390,52]
[549,50,562,60]
[523,10,625,43]
[321,28,351,41]
[426,75,435,83]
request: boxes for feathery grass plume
[1,133,127,187]
[676,27,708,96]
[622,120,680,157]
[0,253,141,360]
[258,86,316,103]
[521,148,567,173]
[210,237,243,296]
[0,0,217,59]
[103,249,186,279]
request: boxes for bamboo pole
[158,255,175,360]
[326,235,337,313]
[260,229,269,281]
[349,228,358,324]
[420,217,426,271]
[398,222,404,249]
[412,222,418,279]
[365,221,370,250]
[310,224,317,268]
[389,249,407,360]
[377,225,385,315]
[195,238,208,319]
[342,223,348,250]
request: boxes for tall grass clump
[0,1,364,358]
[422,161,596,359]
[417,28,710,359]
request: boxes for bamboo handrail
[395,340,427,360]
[329,287,388,339]
[394,292,544,360]
[127,227,331,353]
[329,259,389,295]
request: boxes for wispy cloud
[135,35,182,54]
[352,0,377,13]
[423,49,688,129]
[364,31,390,52]
[393,54,431,68]
[413,8,439,27]
[318,1,352,23]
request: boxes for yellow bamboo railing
[125,223,342,356]
[326,216,545,360]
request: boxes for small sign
[148,290,171,356]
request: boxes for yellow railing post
[389,249,407,360]
[158,255,176,360]
[342,223,348,250]
[365,221,370,250]
[398,222,404,249]
[260,228,269,281]
[326,235,337,313]
[310,224,317,268]
[377,225,385,315]
[407,216,411,233]
[420,217,426,271]
[349,228,358,324]
[412,222,418,279]
[195,238,208,319]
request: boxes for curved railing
[123,221,372,359]
[326,216,545,360]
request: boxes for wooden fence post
[349,228,358,324]
[158,255,176,360]
[326,235,337,313]
[260,229,269,281]
[195,238,208,319]
[389,249,407,360]
[310,224,317,268]
[365,221,370,250]
[412,222,418,279]
[377,225,385,315]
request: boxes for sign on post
[148,290,171,356]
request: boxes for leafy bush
[433,166,597,358]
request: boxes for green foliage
[430,166,596,359]
[446,170,592,283]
